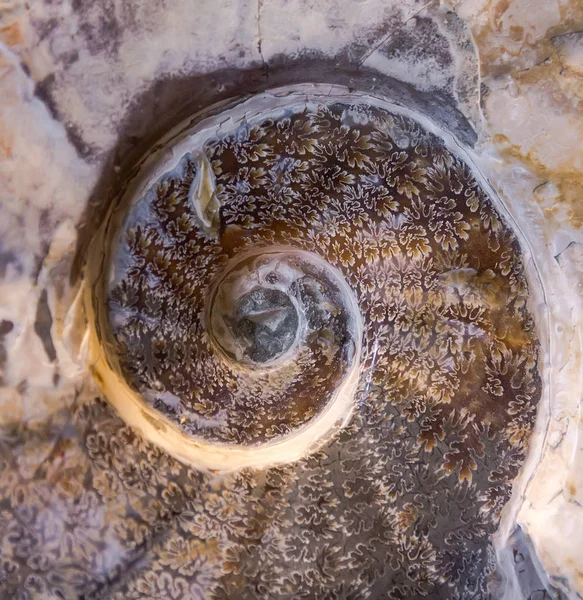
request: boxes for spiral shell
[78,86,542,597]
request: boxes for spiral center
[207,248,360,380]
[230,288,299,364]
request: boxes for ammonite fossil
[10,87,541,599]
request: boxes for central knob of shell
[208,248,359,374]
[231,288,299,364]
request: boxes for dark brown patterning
[0,101,541,600]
